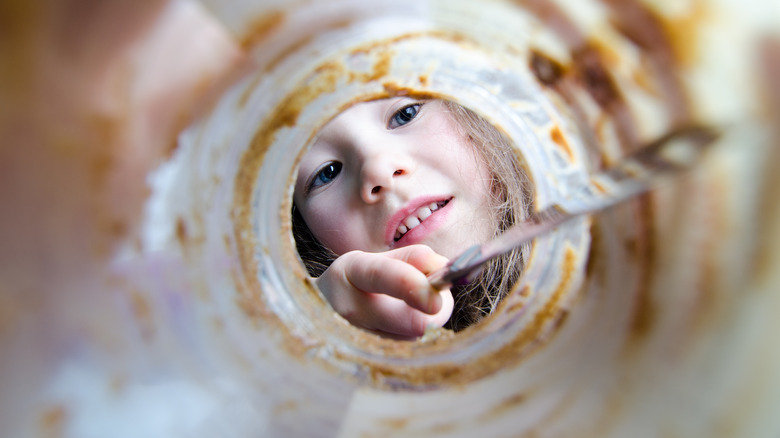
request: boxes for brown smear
[513,0,585,48]
[518,285,532,298]
[175,217,188,244]
[378,417,410,430]
[657,0,711,68]
[175,215,207,258]
[273,399,300,416]
[530,48,635,165]
[530,50,567,86]
[380,83,442,104]
[88,116,120,188]
[590,178,609,194]
[130,290,156,341]
[685,176,730,346]
[39,405,67,438]
[503,287,533,316]
[758,37,780,122]
[631,63,660,98]
[355,49,393,83]
[624,194,656,347]
[233,53,355,342]
[602,0,672,59]
[601,0,694,124]
[0,2,39,97]
[240,30,460,107]
[525,0,697,160]
[550,125,574,161]
[572,45,622,111]
[427,421,458,435]
[110,374,127,395]
[238,15,362,107]
[752,37,780,282]
[584,220,603,283]
[239,10,285,51]
[350,30,467,57]
[574,43,640,152]
[479,392,528,422]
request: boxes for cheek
[304,205,339,242]
[303,202,361,256]
[449,147,493,204]
[434,131,485,182]
[460,153,498,234]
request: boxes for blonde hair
[292,100,533,332]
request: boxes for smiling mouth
[394,199,451,242]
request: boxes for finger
[384,244,450,275]
[354,289,454,338]
[429,287,455,328]
[343,251,443,314]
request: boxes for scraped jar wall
[4,0,780,437]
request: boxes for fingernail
[426,288,442,313]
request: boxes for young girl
[293,98,532,339]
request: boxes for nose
[359,152,411,203]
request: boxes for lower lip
[392,200,453,248]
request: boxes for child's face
[293,98,496,259]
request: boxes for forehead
[315,98,397,141]
[314,97,449,144]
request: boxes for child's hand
[315,245,454,339]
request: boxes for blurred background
[1,0,779,436]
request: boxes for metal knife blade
[427,125,719,290]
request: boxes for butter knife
[427,125,719,290]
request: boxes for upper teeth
[394,201,447,241]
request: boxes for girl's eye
[308,161,342,192]
[388,103,423,129]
